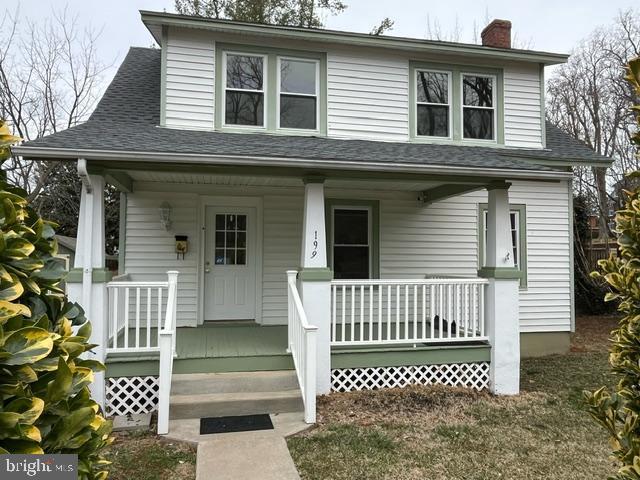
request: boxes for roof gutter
[140,11,569,66]
[12,145,573,181]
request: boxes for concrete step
[171,370,299,395]
[169,390,304,420]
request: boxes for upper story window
[462,74,496,140]
[279,58,318,130]
[410,63,502,144]
[224,53,266,127]
[416,70,450,138]
[217,47,326,134]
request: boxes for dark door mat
[200,414,274,435]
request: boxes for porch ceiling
[126,169,447,192]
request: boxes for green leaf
[3,237,35,259]
[1,327,53,365]
[77,321,91,340]
[32,258,65,281]
[0,439,44,454]
[45,407,95,451]
[0,274,24,301]
[46,357,73,403]
[0,300,31,324]
[0,412,21,429]
[4,397,44,425]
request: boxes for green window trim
[325,198,380,279]
[409,61,505,145]
[478,203,527,288]
[215,43,327,136]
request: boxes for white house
[14,12,611,434]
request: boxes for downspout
[77,158,93,193]
[77,158,94,310]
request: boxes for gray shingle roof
[19,47,611,171]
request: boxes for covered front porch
[67,160,540,433]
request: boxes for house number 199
[310,230,318,259]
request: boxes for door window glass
[215,214,247,265]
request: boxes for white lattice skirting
[331,362,490,393]
[105,376,159,416]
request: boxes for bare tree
[0,7,110,201]
[425,10,533,48]
[547,8,640,239]
[370,17,394,36]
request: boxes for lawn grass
[104,430,196,480]
[288,316,619,480]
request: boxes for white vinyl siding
[503,64,543,148]
[165,28,215,130]
[327,51,409,141]
[123,179,569,333]
[161,30,546,149]
[261,194,303,324]
[124,192,200,327]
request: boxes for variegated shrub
[584,57,640,480]
[0,120,112,479]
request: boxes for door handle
[204,261,211,273]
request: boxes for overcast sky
[4,0,639,83]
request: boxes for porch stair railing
[286,271,318,424]
[106,271,179,435]
[330,278,489,347]
[158,271,179,435]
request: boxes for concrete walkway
[166,412,309,480]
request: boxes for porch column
[67,160,110,408]
[299,176,332,395]
[479,181,520,395]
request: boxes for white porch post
[481,181,520,395]
[298,176,332,395]
[67,160,109,408]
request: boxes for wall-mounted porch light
[159,201,172,231]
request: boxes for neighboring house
[14,13,611,433]
[55,235,119,274]
[55,235,77,270]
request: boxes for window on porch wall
[332,208,371,279]
[480,204,527,287]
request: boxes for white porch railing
[331,278,489,346]
[286,271,317,424]
[106,271,179,435]
[106,275,169,354]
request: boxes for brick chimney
[481,19,512,49]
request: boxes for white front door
[204,207,256,320]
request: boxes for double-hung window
[332,207,371,279]
[480,205,527,287]
[224,53,266,127]
[278,58,318,130]
[416,70,451,138]
[462,74,496,140]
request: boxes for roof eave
[140,10,569,66]
[11,145,573,181]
